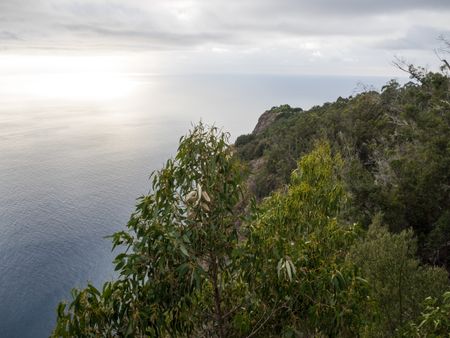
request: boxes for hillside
[235,72,450,271]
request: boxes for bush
[349,216,449,336]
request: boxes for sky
[1,0,450,77]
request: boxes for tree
[53,123,244,337]
[349,217,449,336]
[234,142,370,337]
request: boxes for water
[0,74,393,337]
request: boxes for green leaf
[179,243,189,257]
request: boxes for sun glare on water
[2,72,138,101]
[0,55,141,101]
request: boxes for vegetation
[53,57,450,336]
[349,218,449,336]
[234,143,370,337]
[402,291,450,337]
[235,70,450,273]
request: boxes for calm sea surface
[0,74,392,337]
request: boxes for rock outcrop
[252,104,301,134]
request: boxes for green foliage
[349,217,449,336]
[53,123,244,337]
[402,291,450,337]
[235,133,255,148]
[424,211,450,268]
[234,72,450,271]
[235,143,370,337]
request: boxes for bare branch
[392,56,426,83]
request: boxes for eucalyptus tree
[53,123,244,337]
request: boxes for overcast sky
[1,0,450,76]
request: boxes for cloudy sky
[1,0,450,76]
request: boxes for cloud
[1,0,449,50]
[0,31,21,40]
[58,23,234,49]
[1,0,450,75]
[252,0,450,16]
[375,26,450,50]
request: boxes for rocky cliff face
[252,109,283,134]
[252,104,302,135]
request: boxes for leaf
[176,263,190,278]
[57,302,66,317]
[196,183,203,205]
[185,191,197,204]
[286,260,292,281]
[87,284,100,296]
[201,190,211,202]
[277,258,284,278]
[103,283,112,299]
[179,243,189,257]
[288,259,296,276]
[114,253,126,263]
[126,321,134,336]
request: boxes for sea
[0,73,393,337]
